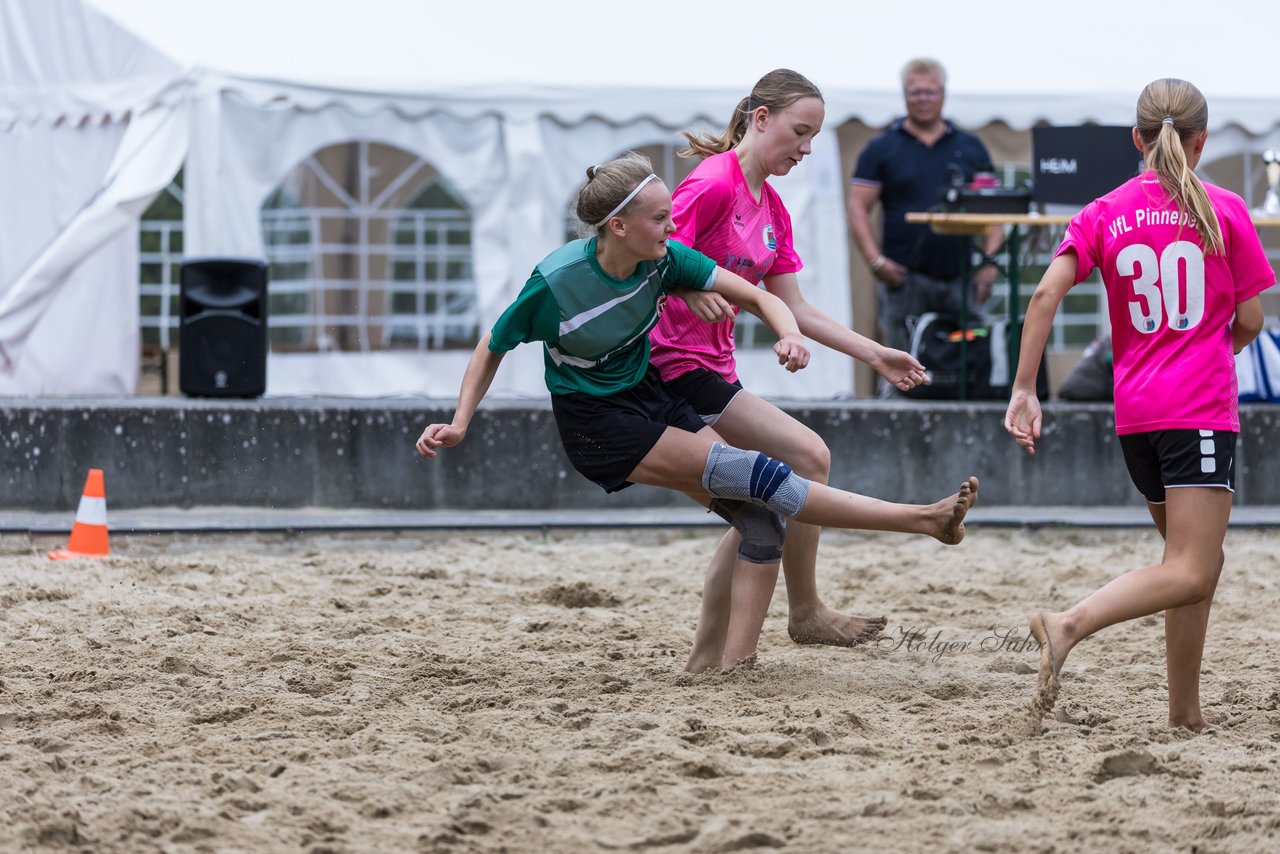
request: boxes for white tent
[0,0,188,394]
[2,0,1278,397]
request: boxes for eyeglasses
[905,88,944,99]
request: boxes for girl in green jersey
[418,152,978,672]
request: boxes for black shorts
[663,368,743,425]
[1119,429,1237,504]
[551,366,707,493]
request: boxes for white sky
[86,0,1275,99]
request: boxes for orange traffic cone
[48,468,110,560]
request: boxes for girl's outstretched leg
[630,430,978,546]
[792,476,979,544]
[629,433,980,669]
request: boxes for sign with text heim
[1032,126,1141,206]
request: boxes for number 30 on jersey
[1117,240,1205,334]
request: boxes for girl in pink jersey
[649,69,931,667]
[1005,79,1273,731]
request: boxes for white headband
[593,173,659,228]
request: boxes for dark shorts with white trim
[663,368,744,425]
[551,365,707,493]
[1118,428,1237,504]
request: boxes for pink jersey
[648,151,802,382]
[1058,172,1274,434]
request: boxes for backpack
[905,312,1048,401]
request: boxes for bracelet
[977,252,1000,267]
[869,255,887,272]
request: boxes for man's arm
[847,183,906,287]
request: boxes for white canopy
[2,0,1278,397]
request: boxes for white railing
[260,206,479,351]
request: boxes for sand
[1,525,1278,853]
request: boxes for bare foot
[788,606,887,647]
[928,476,979,545]
[1168,717,1215,734]
[721,653,759,672]
[685,648,722,674]
[1028,612,1065,723]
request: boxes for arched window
[261,140,478,353]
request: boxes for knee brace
[709,499,787,565]
[702,443,811,518]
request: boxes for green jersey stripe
[558,269,661,336]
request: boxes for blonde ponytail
[1136,79,1224,255]
[679,69,823,160]
[680,97,751,159]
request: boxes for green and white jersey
[489,238,717,396]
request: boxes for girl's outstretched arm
[1005,252,1077,455]
[710,268,810,372]
[764,271,927,391]
[416,333,505,458]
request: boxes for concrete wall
[2,399,1277,511]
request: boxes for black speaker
[179,258,269,397]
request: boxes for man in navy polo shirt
[847,58,1004,357]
